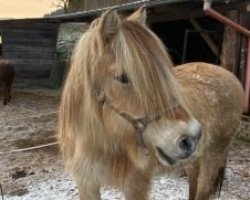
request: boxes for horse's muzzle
[156,128,202,165]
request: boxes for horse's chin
[154,146,201,170]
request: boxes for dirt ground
[0,90,249,200]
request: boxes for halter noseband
[98,92,180,148]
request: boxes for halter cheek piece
[98,92,180,148]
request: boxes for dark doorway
[150,17,223,65]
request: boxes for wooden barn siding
[1,22,59,87]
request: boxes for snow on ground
[0,90,249,200]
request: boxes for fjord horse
[59,7,243,200]
[0,58,15,105]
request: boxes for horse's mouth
[156,147,176,165]
[156,146,197,166]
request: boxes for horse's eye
[115,73,129,84]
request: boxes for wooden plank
[1,35,57,50]
[2,51,53,60]
[2,35,56,45]
[15,63,52,70]
[2,29,57,38]
[2,44,55,53]
[2,22,59,30]
[16,70,51,79]
[13,78,51,88]
[15,65,52,79]
[11,59,53,65]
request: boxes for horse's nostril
[196,129,202,141]
[178,136,195,156]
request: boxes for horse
[58,7,244,200]
[0,58,15,105]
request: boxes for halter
[98,93,180,148]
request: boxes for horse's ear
[127,5,146,26]
[99,8,120,42]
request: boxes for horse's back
[175,62,243,141]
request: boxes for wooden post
[220,10,239,73]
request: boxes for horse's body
[175,62,243,200]
[59,7,243,200]
[0,58,15,105]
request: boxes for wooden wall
[0,21,59,88]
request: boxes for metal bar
[204,8,250,37]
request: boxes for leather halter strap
[99,93,180,148]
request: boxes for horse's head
[70,7,202,169]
